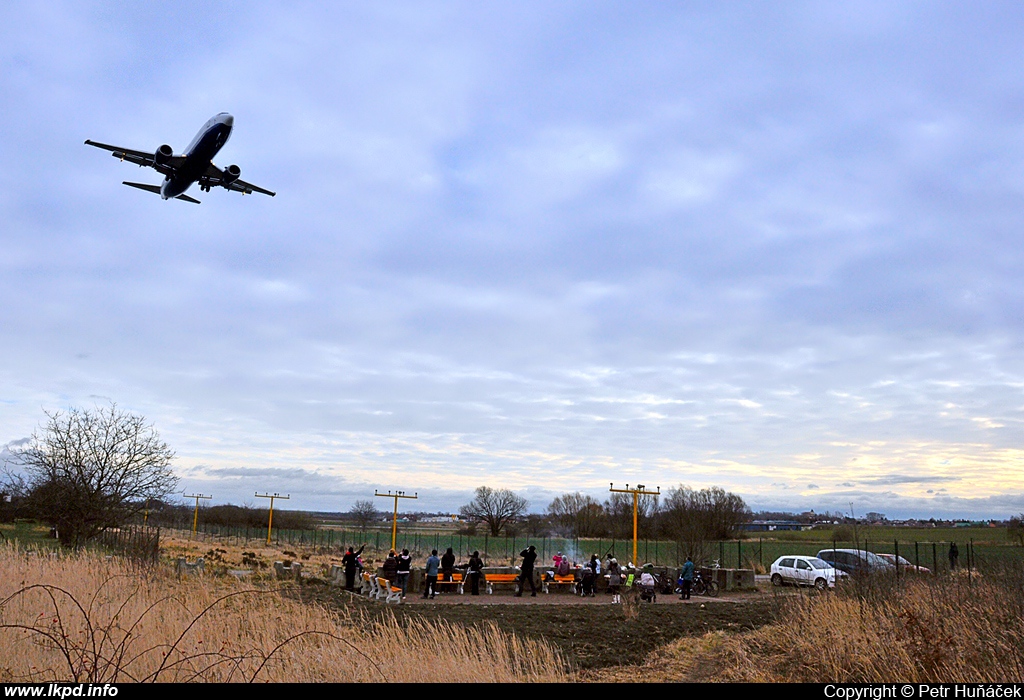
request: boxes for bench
[377,576,403,604]
[435,572,465,594]
[361,571,376,597]
[485,573,521,595]
[542,574,577,594]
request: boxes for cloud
[2,4,1024,520]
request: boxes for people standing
[467,550,484,595]
[396,548,412,598]
[679,556,694,600]
[382,550,398,582]
[607,558,622,603]
[441,547,456,588]
[423,549,440,599]
[342,544,365,591]
[949,542,959,570]
[515,545,538,597]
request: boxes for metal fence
[98,525,160,563]
[152,520,1024,573]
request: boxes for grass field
[0,521,57,549]
[5,520,1023,682]
[0,544,569,682]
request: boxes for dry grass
[0,545,571,683]
[631,569,1024,683]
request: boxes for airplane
[84,112,275,203]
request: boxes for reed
[704,566,1024,682]
[0,545,570,683]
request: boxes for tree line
[455,484,750,562]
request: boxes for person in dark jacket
[515,545,538,597]
[441,547,456,585]
[382,550,399,581]
[467,551,484,595]
[396,548,412,598]
[342,544,365,591]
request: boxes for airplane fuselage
[160,113,233,199]
[85,112,274,202]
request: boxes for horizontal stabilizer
[122,181,161,195]
[122,181,200,204]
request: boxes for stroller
[637,571,658,603]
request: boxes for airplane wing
[203,162,276,197]
[84,140,186,175]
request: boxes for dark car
[815,548,895,576]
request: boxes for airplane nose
[222,114,234,127]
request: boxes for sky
[3,2,1024,520]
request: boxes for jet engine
[153,144,173,165]
[221,164,241,186]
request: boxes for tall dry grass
[703,568,1024,682]
[0,545,571,682]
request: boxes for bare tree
[604,491,658,539]
[459,486,528,536]
[350,499,380,532]
[1009,514,1024,547]
[13,404,178,547]
[548,492,606,537]
[659,485,749,564]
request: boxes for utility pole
[609,483,660,566]
[183,493,212,539]
[255,492,290,546]
[375,490,418,552]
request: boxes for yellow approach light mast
[375,490,418,551]
[609,483,660,566]
[255,492,290,546]
[184,493,212,539]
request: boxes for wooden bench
[484,573,521,595]
[435,572,465,594]
[361,571,376,597]
[377,576,403,604]
[542,574,577,594]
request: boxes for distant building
[741,520,804,532]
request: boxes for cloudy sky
[3,2,1024,519]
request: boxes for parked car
[816,548,895,576]
[770,555,846,590]
[877,553,931,574]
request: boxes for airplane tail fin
[122,181,200,204]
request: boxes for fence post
[737,540,741,569]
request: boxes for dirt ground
[305,581,784,671]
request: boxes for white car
[770,555,846,590]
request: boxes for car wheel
[771,573,783,587]
[814,578,828,591]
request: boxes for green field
[0,521,58,550]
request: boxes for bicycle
[677,570,720,597]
